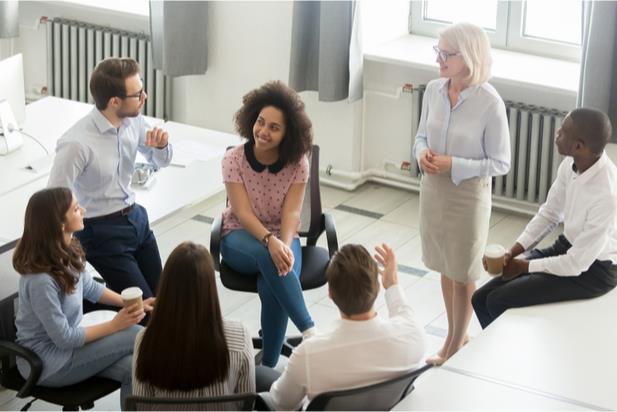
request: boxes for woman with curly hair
[13,187,153,410]
[220,81,315,367]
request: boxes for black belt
[84,205,134,223]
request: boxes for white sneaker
[302,326,317,340]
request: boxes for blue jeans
[221,230,314,367]
[76,204,162,299]
[40,325,142,410]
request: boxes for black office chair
[0,292,120,411]
[125,393,258,411]
[210,145,338,358]
[306,364,432,410]
[257,364,432,411]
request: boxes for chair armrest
[210,215,223,271]
[323,213,338,258]
[256,392,277,411]
[0,340,43,398]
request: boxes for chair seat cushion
[220,246,329,293]
[1,365,120,407]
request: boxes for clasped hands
[268,236,295,276]
[482,248,530,281]
[419,149,452,174]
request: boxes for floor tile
[344,220,419,252]
[320,184,357,209]
[381,196,420,228]
[342,183,411,216]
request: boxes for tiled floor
[0,183,562,411]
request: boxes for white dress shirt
[268,284,426,411]
[517,153,617,276]
[413,78,511,185]
[48,108,172,218]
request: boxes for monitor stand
[0,99,23,155]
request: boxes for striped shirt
[132,320,255,409]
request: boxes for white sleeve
[268,344,309,411]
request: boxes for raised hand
[145,127,169,149]
[374,243,398,289]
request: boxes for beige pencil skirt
[419,173,491,283]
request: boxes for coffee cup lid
[121,287,143,300]
[485,244,506,258]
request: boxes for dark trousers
[76,204,162,300]
[472,235,617,329]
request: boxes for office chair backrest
[0,293,18,367]
[306,364,432,411]
[299,145,322,238]
[125,393,257,411]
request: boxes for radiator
[43,17,170,119]
[409,85,567,206]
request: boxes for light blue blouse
[413,78,511,185]
[15,270,105,382]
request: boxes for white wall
[14,1,361,172]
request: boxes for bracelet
[261,232,273,247]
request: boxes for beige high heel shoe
[426,335,471,366]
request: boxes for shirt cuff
[413,140,429,163]
[527,259,544,274]
[385,283,405,306]
[516,233,535,251]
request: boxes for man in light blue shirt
[48,58,172,300]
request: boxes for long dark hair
[234,80,312,166]
[13,187,84,294]
[135,241,230,390]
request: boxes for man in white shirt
[472,107,617,328]
[267,243,426,410]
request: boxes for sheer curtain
[578,0,617,140]
[149,0,208,77]
[289,1,362,102]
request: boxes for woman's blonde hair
[439,22,492,85]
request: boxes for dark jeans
[76,204,162,300]
[472,235,617,329]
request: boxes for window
[410,0,582,61]
[57,0,150,17]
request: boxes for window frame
[409,0,581,62]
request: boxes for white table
[0,97,241,301]
[394,367,587,411]
[0,96,241,247]
[439,289,617,410]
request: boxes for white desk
[394,367,587,411]
[0,97,241,247]
[440,289,617,410]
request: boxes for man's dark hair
[569,107,612,155]
[326,244,380,317]
[89,58,140,110]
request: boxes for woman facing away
[133,241,255,405]
[413,22,511,365]
[219,81,315,368]
[13,187,151,410]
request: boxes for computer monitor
[0,53,25,154]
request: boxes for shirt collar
[244,141,284,174]
[572,151,608,183]
[438,79,481,105]
[90,108,130,134]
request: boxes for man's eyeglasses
[124,88,145,100]
[433,45,461,62]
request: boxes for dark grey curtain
[578,0,617,141]
[0,0,19,38]
[289,1,362,102]
[149,1,208,77]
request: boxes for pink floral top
[221,142,309,237]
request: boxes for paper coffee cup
[121,287,143,311]
[484,244,506,276]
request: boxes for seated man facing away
[473,107,617,329]
[267,243,426,410]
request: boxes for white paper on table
[170,139,221,167]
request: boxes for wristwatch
[261,232,273,247]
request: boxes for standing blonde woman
[414,22,510,365]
